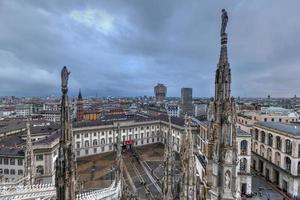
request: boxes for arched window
[285,139,292,155]
[276,136,281,150]
[253,142,258,153]
[240,140,248,155]
[260,145,265,157]
[268,133,273,147]
[93,139,97,146]
[285,157,291,172]
[36,165,44,175]
[240,158,247,172]
[298,162,300,175]
[101,138,105,145]
[261,131,266,143]
[255,129,259,140]
[298,144,300,158]
[85,140,89,147]
[267,148,272,161]
[275,152,281,166]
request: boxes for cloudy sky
[0,0,299,97]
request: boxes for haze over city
[1,0,300,97]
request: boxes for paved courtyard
[252,174,286,200]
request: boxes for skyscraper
[181,88,193,116]
[154,83,167,103]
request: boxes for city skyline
[0,1,300,97]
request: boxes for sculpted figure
[61,66,70,92]
[221,9,228,35]
[225,170,231,189]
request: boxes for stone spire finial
[61,66,70,94]
[163,116,175,200]
[215,9,231,101]
[24,119,35,186]
[115,123,123,185]
[56,66,77,200]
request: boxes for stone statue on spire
[221,9,228,36]
[61,66,70,93]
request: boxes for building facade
[252,121,300,198]
[154,83,167,103]
[181,88,193,116]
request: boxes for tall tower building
[154,83,167,103]
[181,88,193,116]
[55,66,77,200]
[76,89,84,121]
[206,9,239,200]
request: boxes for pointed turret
[78,88,83,101]
[24,120,35,186]
[76,88,84,121]
[55,66,77,200]
[207,9,239,200]
[163,116,175,200]
[180,116,196,199]
[215,9,231,101]
[115,123,123,185]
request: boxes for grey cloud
[0,0,300,97]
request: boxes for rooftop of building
[256,121,300,136]
[73,113,189,128]
[0,146,24,157]
[20,123,60,136]
[0,134,25,147]
[34,130,60,145]
[38,110,61,114]
[237,128,251,137]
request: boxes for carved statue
[225,170,231,189]
[221,9,228,35]
[61,66,70,92]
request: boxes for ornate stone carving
[221,9,228,35]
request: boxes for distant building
[43,102,60,112]
[181,88,193,116]
[0,126,59,184]
[194,103,207,117]
[237,107,299,134]
[38,110,61,123]
[83,110,100,121]
[154,83,167,103]
[166,104,180,117]
[15,104,33,117]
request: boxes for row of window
[77,137,164,156]
[0,158,23,166]
[76,125,162,139]
[77,132,163,148]
[254,129,294,156]
[263,118,295,123]
[0,169,23,175]
[254,143,297,173]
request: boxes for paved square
[252,175,286,200]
